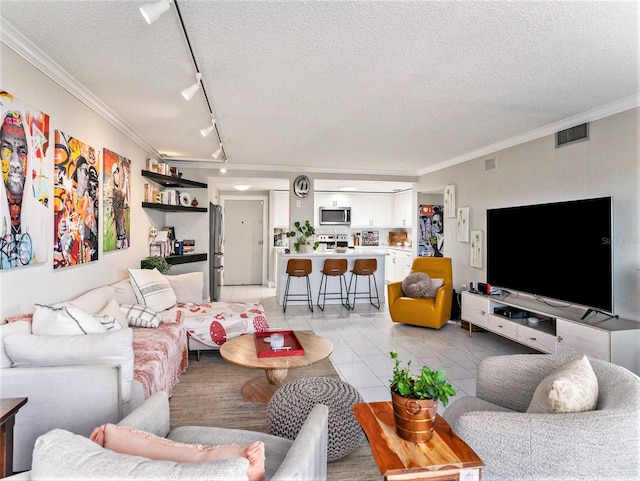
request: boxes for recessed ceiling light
[233,184,251,191]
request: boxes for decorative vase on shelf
[299,244,310,253]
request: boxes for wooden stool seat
[317,258,349,310]
[283,259,313,312]
[347,258,380,309]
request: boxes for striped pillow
[120,304,161,328]
[128,268,177,312]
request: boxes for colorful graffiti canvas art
[418,204,444,257]
[0,91,50,269]
[103,148,131,251]
[54,130,99,269]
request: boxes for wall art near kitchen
[418,204,444,257]
[103,149,131,251]
[444,184,456,218]
[0,91,50,269]
[53,130,99,269]
[470,230,482,268]
[457,207,469,242]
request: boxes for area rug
[169,350,380,480]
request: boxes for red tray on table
[254,330,305,358]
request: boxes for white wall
[418,108,640,320]
[0,45,154,318]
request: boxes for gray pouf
[267,377,365,462]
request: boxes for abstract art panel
[53,130,99,269]
[444,184,456,218]
[0,91,50,268]
[457,207,469,243]
[470,230,482,268]
[103,148,131,251]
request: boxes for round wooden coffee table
[220,331,333,404]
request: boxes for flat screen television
[486,196,613,313]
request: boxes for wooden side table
[1,397,28,478]
[353,401,483,480]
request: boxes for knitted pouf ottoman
[267,377,364,462]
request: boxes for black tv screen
[486,196,613,313]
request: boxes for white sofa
[1,270,270,472]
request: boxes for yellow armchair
[387,257,453,329]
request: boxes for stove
[317,234,349,248]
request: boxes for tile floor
[219,284,537,411]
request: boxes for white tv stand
[461,291,640,375]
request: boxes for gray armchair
[442,354,640,481]
[8,391,329,481]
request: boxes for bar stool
[316,258,349,311]
[283,258,313,313]
[347,258,380,310]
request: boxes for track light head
[200,118,216,137]
[220,164,227,174]
[140,0,172,25]
[212,143,223,160]
[181,73,202,100]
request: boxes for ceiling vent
[484,157,497,172]
[556,123,589,148]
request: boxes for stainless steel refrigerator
[209,203,224,301]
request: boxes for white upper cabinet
[273,191,289,228]
[349,193,394,227]
[394,190,413,227]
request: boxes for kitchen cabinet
[349,194,394,227]
[386,248,412,283]
[394,190,413,227]
[273,191,289,228]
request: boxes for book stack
[144,184,161,203]
[183,239,195,255]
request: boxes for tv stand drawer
[488,315,518,339]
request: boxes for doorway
[221,197,267,285]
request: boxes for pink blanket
[132,321,188,398]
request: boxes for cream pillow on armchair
[526,354,599,413]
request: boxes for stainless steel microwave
[319,207,351,225]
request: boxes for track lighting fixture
[200,117,216,137]
[220,160,227,174]
[140,0,172,25]
[212,143,223,160]
[181,73,202,101]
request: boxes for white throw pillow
[98,299,130,329]
[111,278,138,305]
[128,268,177,312]
[120,304,161,328]
[526,355,599,413]
[427,278,444,298]
[0,320,32,368]
[94,314,123,331]
[164,272,204,304]
[32,304,106,335]
[4,328,134,403]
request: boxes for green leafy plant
[140,255,171,274]
[286,220,319,252]
[389,350,457,406]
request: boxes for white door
[223,199,264,285]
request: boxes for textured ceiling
[1,0,638,182]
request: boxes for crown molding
[419,95,640,176]
[1,18,161,159]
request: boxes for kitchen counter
[276,250,387,307]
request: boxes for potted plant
[286,220,319,253]
[389,350,457,442]
[140,255,171,274]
